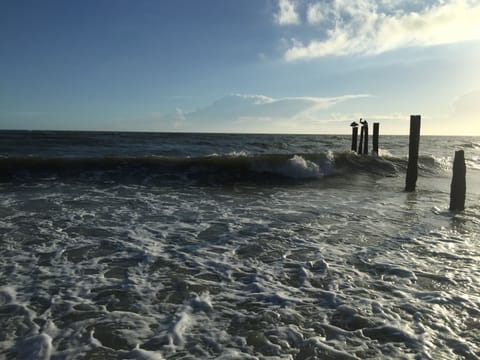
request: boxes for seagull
[350,121,359,127]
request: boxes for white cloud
[275,0,300,25]
[169,93,370,133]
[306,3,325,24]
[122,92,480,135]
[283,0,480,60]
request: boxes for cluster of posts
[350,120,380,155]
[349,115,466,211]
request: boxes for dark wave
[460,142,480,149]
[0,152,446,185]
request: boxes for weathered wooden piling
[350,122,359,152]
[363,122,369,155]
[449,150,466,211]
[405,115,421,192]
[372,122,379,155]
[358,125,364,155]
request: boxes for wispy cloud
[168,93,370,133]
[275,0,300,25]
[277,0,480,60]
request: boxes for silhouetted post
[405,115,421,192]
[363,122,369,155]
[358,125,364,155]
[350,122,359,152]
[450,150,466,211]
[372,122,379,155]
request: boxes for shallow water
[0,132,479,359]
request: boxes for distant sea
[0,130,479,359]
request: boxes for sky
[1,0,480,135]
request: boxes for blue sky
[1,0,480,134]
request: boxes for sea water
[0,131,479,359]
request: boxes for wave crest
[0,152,449,185]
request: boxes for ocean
[0,131,479,359]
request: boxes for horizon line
[0,129,478,137]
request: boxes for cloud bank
[169,93,370,133]
[276,0,480,59]
[124,92,480,135]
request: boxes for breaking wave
[0,152,451,185]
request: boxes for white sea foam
[206,150,250,158]
[378,148,394,157]
[280,155,324,179]
[227,150,250,157]
[1,135,480,359]
[289,155,321,178]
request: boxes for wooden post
[358,125,364,155]
[450,150,466,211]
[363,122,369,155]
[350,122,359,152]
[372,122,379,155]
[405,115,421,192]
[351,127,358,152]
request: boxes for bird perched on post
[350,121,359,127]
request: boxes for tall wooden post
[358,126,364,155]
[405,115,421,192]
[350,122,359,152]
[450,150,466,211]
[372,123,379,155]
[363,123,369,155]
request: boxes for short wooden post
[372,122,379,155]
[358,125,364,155]
[450,150,466,211]
[350,122,359,152]
[363,122,369,155]
[405,115,421,192]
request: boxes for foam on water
[279,155,324,179]
[1,133,480,359]
[1,171,479,359]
